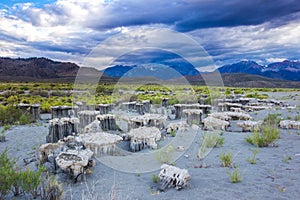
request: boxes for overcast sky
[1,0,300,69]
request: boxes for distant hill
[0,57,115,82]
[216,60,300,81]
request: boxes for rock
[98,104,112,115]
[183,109,203,125]
[158,164,191,191]
[176,146,185,152]
[280,120,300,129]
[78,110,100,129]
[166,122,187,134]
[50,106,73,119]
[124,114,167,131]
[128,127,161,152]
[237,120,263,132]
[218,102,243,112]
[55,148,94,178]
[96,114,118,131]
[174,104,211,119]
[47,117,79,143]
[79,132,122,156]
[83,120,102,133]
[202,116,230,131]
[210,112,252,121]
[18,103,40,121]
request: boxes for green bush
[245,125,280,147]
[198,132,224,160]
[219,152,233,167]
[40,176,63,200]
[263,113,281,127]
[227,167,242,183]
[19,166,46,198]
[0,149,15,199]
[246,149,259,164]
[152,174,159,183]
[18,114,32,125]
[155,146,174,164]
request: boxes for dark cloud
[86,0,300,32]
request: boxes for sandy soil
[1,92,300,199]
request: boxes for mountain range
[217,60,300,81]
[1,57,300,88]
[104,60,300,82]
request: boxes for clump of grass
[1,124,12,134]
[263,113,281,127]
[169,130,176,137]
[283,155,292,163]
[219,152,233,167]
[227,167,242,183]
[155,145,174,164]
[152,174,159,183]
[245,125,280,147]
[197,132,224,160]
[246,149,259,164]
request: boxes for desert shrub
[294,115,300,121]
[168,98,179,105]
[0,106,23,126]
[198,132,224,160]
[19,166,46,198]
[219,152,233,167]
[155,145,174,164]
[227,167,242,183]
[18,113,32,125]
[263,113,281,127]
[0,149,15,199]
[152,174,159,183]
[40,175,63,200]
[1,124,12,134]
[246,125,280,147]
[246,149,259,164]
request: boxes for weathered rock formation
[79,132,122,156]
[18,103,40,121]
[202,116,230,131]
[210,112,252,121]
[174,104,211,119]
[47,117,79,143]
[124,114,167,131]
[39,136,95,180]
[128,127,161,152]
[98,104,112,114]
[51,106,73,119]
[96,114,118,131]
[78,110,100,128]
[158,164,191,191]
[280,120,300,130]
[183,109,203,125]
[218,102,243,112]
[237,120,263,132]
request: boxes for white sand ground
[1,92,300,199]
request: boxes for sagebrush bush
[246,125,280,147]
[263,113,281,127]
[0,149,61,199]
